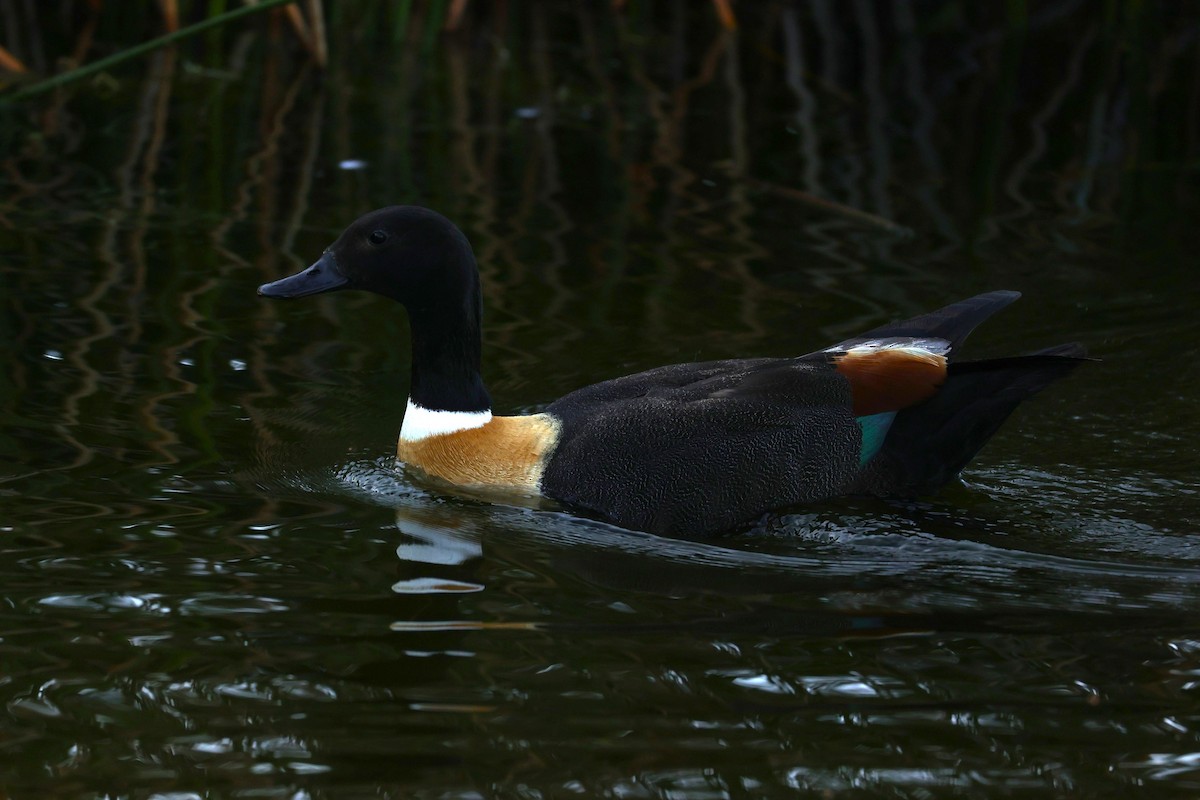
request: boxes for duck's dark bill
[257,252,348,298]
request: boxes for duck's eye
[368,230,389,245]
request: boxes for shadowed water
[2,2,1199,797]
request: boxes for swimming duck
[258,206,1086,536]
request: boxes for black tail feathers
[852,344,1090,497]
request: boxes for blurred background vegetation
[0,0,1197,469]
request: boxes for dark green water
[2,3,1199,797]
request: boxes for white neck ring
[399,399,492,442]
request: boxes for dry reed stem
[158,0,179,33]
[306,0,327,66]
[712,0,737,31]
[283,0,328,67]
[446,0,469,32]
[0,44,26,73]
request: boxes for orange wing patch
[397,414,560,492]
[834,347,947,416]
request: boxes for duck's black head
[259,206,490,413]
[258,206,479,310]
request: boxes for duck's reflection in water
[384,492,1200,644]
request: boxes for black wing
[542,358,860,536]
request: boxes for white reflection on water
[394,519,482,566]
